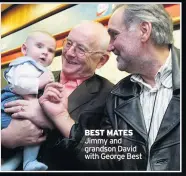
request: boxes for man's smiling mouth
[66,58,78,65]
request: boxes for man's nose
[66,45,76,57]
[107,42,115,52]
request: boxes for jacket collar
[68,74,100,113]
[171,45,180,92]
[111,45,180,97]
[111,75,140,98]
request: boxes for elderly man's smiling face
[61,22,108,80]
[107,7,143,73]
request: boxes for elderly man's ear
[140,22,152,43]
[96,53,110,69]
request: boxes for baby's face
[25,33,56,67]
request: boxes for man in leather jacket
[39,4,180,171]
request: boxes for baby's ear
[21,43,27,55]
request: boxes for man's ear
[96,53,110,69]
[140,22,152,43]
[21,43,27,55]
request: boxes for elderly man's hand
[1,119,46,149]
[39,82,68,119]
[4,96,53,129]
[39,82,75,138]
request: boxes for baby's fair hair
[25,30,56,44]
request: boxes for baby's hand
[39,71,54,89]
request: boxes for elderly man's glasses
[62,38,106,57]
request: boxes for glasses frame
[62,38,106,57]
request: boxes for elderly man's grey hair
[113,4,174,45]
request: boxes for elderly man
[2,21,114,170]
[38,4,180,171]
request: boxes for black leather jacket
[69,45,180,171]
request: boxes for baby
[1,31,56,171]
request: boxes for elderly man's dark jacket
[69,45,180,171]
[38,73,114,170]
